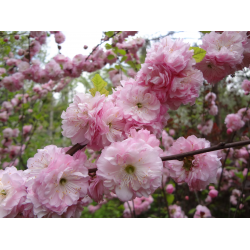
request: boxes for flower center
[207,64,212,69]
[137,103,143,108]
[60,178,67,185]
[125,165,135,174]
[183,156,194,171]
[0,190,7,196]
[108,122,112,128]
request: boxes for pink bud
[185,196,189,200]
[3,38,8,42]
[227,128,233,134]
[209,189,218,198]
[239,204,244,210]
[209,186,215,190]
[18,49,25,56]
[84,45,88,49]
[166,184,175,194]
[14,35,19,40]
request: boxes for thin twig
[85,31,121,61]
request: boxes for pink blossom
[23,125,32,136]
[96,137,163,202]
[2,128,13,138]
[209,104,218,116]
[165,135,222,191]
[129,128,163,156]
[87,177,105,203]
[239,204,244,210]
[0,166,27,218]
[185,196,189,200]
[205,195,212,203]
[208,189,218,198]
[55,32,66,44]
[161,130,174,150]
[127,69,137,78]
[0,111,9,122]
[169,204,187,218]
[230,189,241,205]
[225,114,245,131]
[194,205,212,218]
[61,92,106,147]
[116,79,161,124]
[45,59,64,80]
[197,120,213,135]
[2,101,13,112]
[166,184,175,194]
[25,145,64,183]
[205,92,217,102]
[169,129,175,136]
[94,100,125,149]
[0,68,6,75]
[29,152,89,216]
[123,196,153,217]
[30,31,44,38]
[237,108,250,122]
[242,79,250,95]
[196,32,248,84]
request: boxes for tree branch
[67,140,250,174]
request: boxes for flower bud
[208,189,218,198]
[166,184,175,194]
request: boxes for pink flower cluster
[123,196,153,217]
[196,31,250,84]
[136,37,204,110]
[164,135,222,191]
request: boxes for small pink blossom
[169,204,187,218]
[194,205,212,218]
[225,114,245,132]
[165,135,222,191]
[166,184,175,194]
[208,189,218,198]
[55,32,66,44]
[242,79,250,95]
[2,128,13,138]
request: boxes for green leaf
[200,31,211,34]
[225,166,236,170]
[121,56,128,62]
[230,208,236,212]
[189,47,206,63]
[234,172,244,180]
[166,194,174,205]
[245,196,250,202]
[117,49,126,55]
[105,43,112,50]
[107,54,115,60]
[89,74,109,97]
[188,208,196,215]
[105,31,114,38]
[115,65,121,70]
